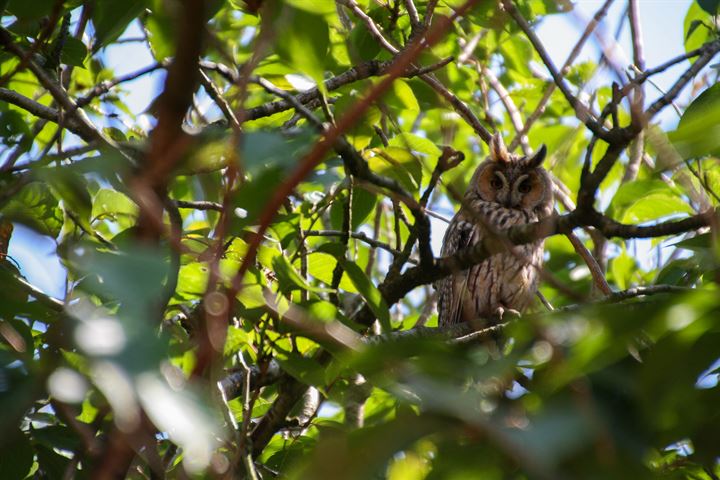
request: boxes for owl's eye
[518,179,532,193]
[490,176,503,190]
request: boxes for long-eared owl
[437,133,553,327]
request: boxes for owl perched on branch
[437,133,554,327]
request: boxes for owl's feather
[436,135,553,328]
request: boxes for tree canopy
[1,0,720,478]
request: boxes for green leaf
[697,0,720,15]
[33,425,82,452]
[176,262,210,297]
[338,258,390,331]
[60,37,88,67]
[656,258,702,286]
[348,24,382,61]
[74,245,169,316]
[670,83,720,159]
[683,2,713,58]
[284,0,336,15]
[37,168,93,231]
[304,300,338,323]
[0,430,33,480]
[230,166,284,230]
[385,79,420,114]
[608,180,692,223]
[272,254,332,294]
[330,187,377,231]
[7,0,55,20]
[92,0,149,50]
[224,325,249,357]
[35,444,71,479]
[686,19,705,40]
[274,347,327,386]
[91,189,138,229]
[500,36,533,77]
[0,109,31,144]
[388,132,442,159]
[609,250,636,290]
[619,193,694,224]
[275,6,329,93]
[307,251,358,292]
[368,146,423,193]
[672,232,712,251]
[144,3,175,61]
[0,182,63,237]
[241,129,313,176]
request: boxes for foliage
[1,0,720,478]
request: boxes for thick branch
[240,58,449,122]
[0,88,95,143]
[0,27,114,149]
[354,206,715,325]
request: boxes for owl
[437,133,553,327]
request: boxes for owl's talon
[493,307,521,321]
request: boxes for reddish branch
[97,0,208,475]
[139,0,205,193]
[231,0,483,456]
[228,0,483,296]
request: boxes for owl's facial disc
[476,165,510,203]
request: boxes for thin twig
[305,230,411,259]
[645,39,720,119]
[501,0,607,141]
[508,0,614,151]
[76,63,164,107]
[622,0,646,182]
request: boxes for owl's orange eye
[490,177,503,190]
[518,179,532,193]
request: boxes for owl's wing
[437,216,478,326]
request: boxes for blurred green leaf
[92,0,149,50]
[91,188,137,230]
[272,254,332,294]
[6,0,55,20]
[683,2,714,58]
[60,37,88,67]
[0,430,33,480]
[275,6,329,93]
[35,444,70,479]
[290,413,449,480]
[284,0,336,15]
[0,183,63,237]
[696,0,720,15]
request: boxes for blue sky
[8,1,696,299]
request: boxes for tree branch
[508,0,614,152]
[501,0,608,141]
[645,39,720,119]
[0,88,95,143]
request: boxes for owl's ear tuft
[489,133,509,163]
[525,144,547,168]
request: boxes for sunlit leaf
[275,6,329,93]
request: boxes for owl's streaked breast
[436,133,553,328]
